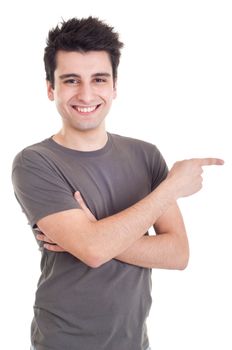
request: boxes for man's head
[44,17,124,88]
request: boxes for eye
[94,78,107,83]
[64,79,80,85]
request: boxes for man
[12,17,223,350]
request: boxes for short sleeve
[150,146,169,191]
[12,149,80,227]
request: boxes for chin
[73,121,104,132]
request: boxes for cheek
[102,88,117,102]
[54,93,68,112]
[54,88,70,104]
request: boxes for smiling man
[50,50,116,138]
[12,17,223,350]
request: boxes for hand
[36,232,66,252]
[36,191,97,252]
[166,158,224,199]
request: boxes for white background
[1,0,231,349]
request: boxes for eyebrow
[59,72,112,80]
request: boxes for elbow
[82,247,108,269]
[176,246,190,271]
[176,254,189,270]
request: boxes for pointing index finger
[196,158,224,166]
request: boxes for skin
[37,191,188,269]
[47,50,116,151]
[37,50,224,269]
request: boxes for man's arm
[37,158,223,268]
[38,195,188,270]
[37,179,174,268]
[115,203,189,269]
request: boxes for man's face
[47,50,117,133]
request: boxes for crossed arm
[37,192,189,269]
[37,158,223,269]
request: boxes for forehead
[55,50,113,76]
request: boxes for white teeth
[75,105,98,113]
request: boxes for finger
[74,191,97,222]
[74,191,87,210]
[194,158,224,166]
[43,243,66,252]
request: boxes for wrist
[149,179,177,219]
[161,177,179,201]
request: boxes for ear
[113,80,117,99]
[46,80,54,101]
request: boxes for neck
[52,127,108,152]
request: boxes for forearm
[38,157,223,268]
[38,179,176,268]
[86,180,176,266]
[115,233,189,270]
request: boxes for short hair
[44,17,124,88]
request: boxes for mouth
[71,104,101,114]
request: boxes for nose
[77,82,95,104]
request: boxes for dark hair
[44,17,124,88]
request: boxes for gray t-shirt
[12,133,168,350]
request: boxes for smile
[72,104,101,113]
